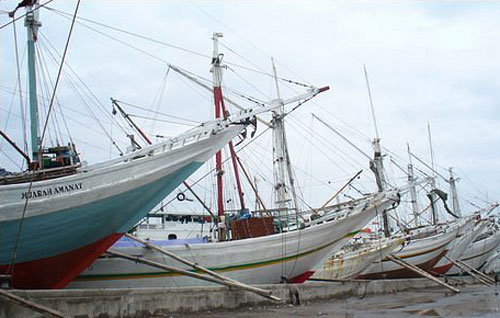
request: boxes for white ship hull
[68,192,398,288]
[358,226,458,279]
[310,237,404,281]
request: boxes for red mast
[211,33,245,216]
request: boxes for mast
[449,167,461,218]
[407,143,420,227]
[25,2,42,165]
[427,122,439,224]
[271,59,299,224]
[210,33,245,216]
[364,65,391,236]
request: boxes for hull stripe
[380,240,449,262]
[75,232,349,282]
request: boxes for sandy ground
[177,284,499,317]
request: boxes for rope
[12,18,29,159]
[38,32,126,155]
[115,100,199,124]
[45,6,211,60]
[35,42,65,146]
[150,67,170,134]
[46,6,311,93]
[145,126,272,220]
[6,176,34,282]
[39,0,81,162]
[128,114,196,127]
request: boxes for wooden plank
[443,255,493,286]
[0,289,67,318]
[106,249,282,302]
[456,259,495,284]
[124,233,276,297]
[387,254,460,293]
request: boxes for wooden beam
[125,234,269,290]
[443,255,493,286]
[387,254,460,293]
[106,249,281,302]
[455,259,495,284]
[0,289,67,318]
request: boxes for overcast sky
[1,0,499,218]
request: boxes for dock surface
[0,276,492,317]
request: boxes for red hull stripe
[0,234,122,289]
[431,262,454,275]
[289,271,315,283]
[357,250,447,279]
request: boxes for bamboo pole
[387,254,460,293]
[443,255,493,286]
[124,233,275,295]
[320,170,363,210]
[0,289,67,318]
[124,233,266,287]
[455,259,495,284]
[106,249,281,302]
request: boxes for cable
[39,0,81,161]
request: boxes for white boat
[448,222,500,274]
[358,224,458,279]
[0,2,258,289]
[309,236,405,281]
[432,216,485,274]
[68,191,399,288]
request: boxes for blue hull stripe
[0,162,203,264]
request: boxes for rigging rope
[36,42,64,146]
[0,149,23,170]
[150,67,170,134]
[37,43,76,148]
[115,100,199,124]
[38,31,126,154]
[38,0,81,160]
[128,114,197,127]
[12,18,29,160]
[45,6,311,91]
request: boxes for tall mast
[364,65,386,191]
[364,65,390,236]
[427,122,439,224]
[407,143,420,227]
[25,2,42,164]
[271,59,299,222]
[449,167,461,217]
[210,33,245,216]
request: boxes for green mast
[25,4,41,164]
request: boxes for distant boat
[358,224,459,279]
[432,216,484,275]
[448,220,500,274]
[0,2,266,289]
[310,236,404,281]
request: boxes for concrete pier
[0,276,478,317]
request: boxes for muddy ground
[179,284,499,317]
